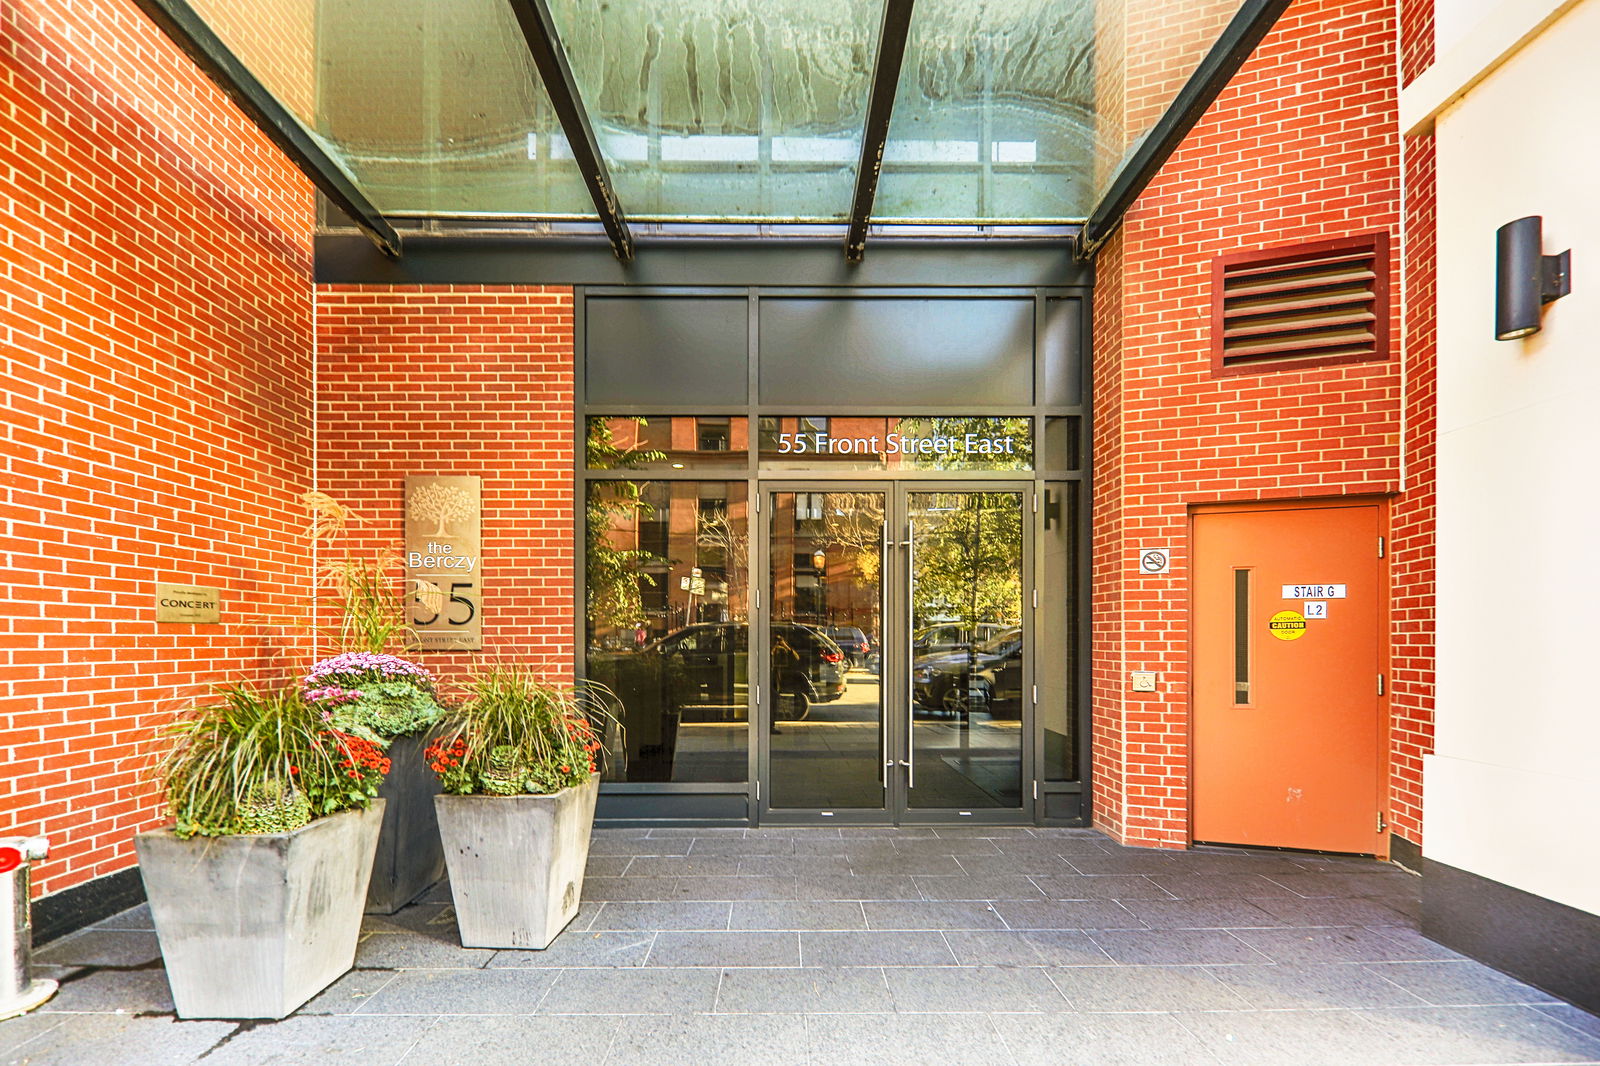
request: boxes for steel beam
[130,0,402,258]
[506,0,634,262]
[845,0,916,263]
[1074,0,1293,260]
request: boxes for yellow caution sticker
[1268,610,1308,641]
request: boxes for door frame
[755,480,1037,826]
[1186,495,1392,857]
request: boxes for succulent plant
[236,781,312,834]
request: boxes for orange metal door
[1192,502,1386,855]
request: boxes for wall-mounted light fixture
[1495,216,1571,341]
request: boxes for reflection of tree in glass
[585,419,666,635]
[912,492,1023,631]
[815,493,885,587]
[694,509,748,615]
[585,417,663,470]
[408,481,474,537]
[896,416,1033,471]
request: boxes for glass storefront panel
[1038,482,1077,781]
[758,416,1033,472]
[585,480,749,783]
[587,416,749,471]
[575,285,1086,813]
[1042,417,1081,472]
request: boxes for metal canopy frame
[845,0,917,264]
[506,0,636,263]
[1072,0,1293,261]
[130,0,402,259]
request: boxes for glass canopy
[181,0,1252,227]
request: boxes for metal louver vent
[1212,234,1388,375]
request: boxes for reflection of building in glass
[586,479,751,785]
[588,416,750,470]
[768,492,882,639]
[588,480,748,648]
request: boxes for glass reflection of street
[907,491,1025,811]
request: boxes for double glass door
[760,484,1029,822]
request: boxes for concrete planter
[435,777,599,949]
[135,801,384,1020]
[366,733,445,914]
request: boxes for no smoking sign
[1137,547,1172,575]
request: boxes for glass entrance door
[904,490,1027,814]
[761,485,1028,822]
[764,489,889,812]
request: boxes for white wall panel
[1431,0,1600,916]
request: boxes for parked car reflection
[825,625,873,669]
[912,626,1023,717]
[588,622,848,780]
[912,622,1013,657]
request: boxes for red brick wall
[1388,0,1438,847]
[0,0,315,895]
[1399,0,1434,87]
[1094,0,1237,188]
[1091,0,1408,847]
[1122,0,1238,149]
[315,286,576,691]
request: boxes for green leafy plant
[157,684,391,839]
[425,664,615,796]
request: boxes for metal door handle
[905,517,915,791]
[880,515,890,787]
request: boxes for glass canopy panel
[185,0,597,215]
[187,0,1259,225]
[873,0,1098,222]
[546,0,881,221]
[312,0,595,215]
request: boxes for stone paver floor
[4,827,1598,1065]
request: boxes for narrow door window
[1234,568,1251,705]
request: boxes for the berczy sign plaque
[405,475,483,651]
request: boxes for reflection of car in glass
[601,623,846,723]
[912,622,1012,657]
[824,626,872,669]
[587,622,847,781]
[912,627,1023,716]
